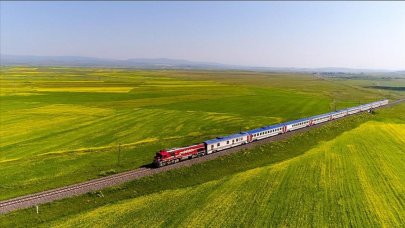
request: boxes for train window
[232,139,234,143]
[236,139,238,142]
[211,145,214,149]
[217,143,220,147]
[227,141,229,144]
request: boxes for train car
[246,123,285,142]
[360,104,372,111]
[347,107,361,115]
[380,99,389,106]
[204,132,249,154]
[332,110,347,119]
[284,117,313,132]
[371,102,381,108]
[153,143,206,167]
[310,113,332,124]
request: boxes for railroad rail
[1,98,403,214]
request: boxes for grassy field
[0,67,402,201]
[51,121,405,227]
[1,100,403,227]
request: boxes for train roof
[246,122,289,134]
[282,117,314,126]
[310,112,333,119]
[204,132,249,144]
[346,106,361,110]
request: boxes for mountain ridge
[0,54,401,73]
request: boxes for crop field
[1,102,404,226]
[0,67,401,201]
[50,107,405,227]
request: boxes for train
[152,99,389,167]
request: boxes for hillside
[51,119,404,227]
[1,103,404,226]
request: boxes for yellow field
[51,121,405,227]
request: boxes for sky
[1,1,404,70]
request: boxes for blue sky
[1,1,404,70]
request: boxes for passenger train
[153,99,389,167]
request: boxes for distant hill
[0,54,402,74]
[0,54,238,70]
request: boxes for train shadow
[141,163,156,169]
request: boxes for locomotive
[153,99,389,167]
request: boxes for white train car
[332,110,347,119]
[310,113,331,125]
[285,117,312,132]
[380,99,389,106]
[204,132,249,154]
[347,107,361,115]
[371,102,381,108]
[360,104,372,111]
[246,124,284,142]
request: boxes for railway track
[1,98,403,215]
[0,167,153,214]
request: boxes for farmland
[0,66,402,202]
[0,67,396,199]
[2,99,404,227]
[51,117,405,227]
[0,67,401,199]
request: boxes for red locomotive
[153,143,206,167]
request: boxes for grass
[50,119,405,227]
[0,66,402,201]
[1,103,404,226]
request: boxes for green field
[52,120,405,227]
[0,67,404,220]
[2,99,404,227]
[0,66,403,202]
